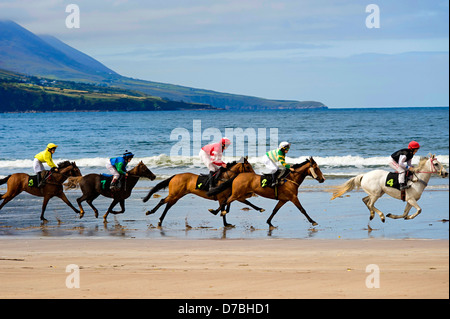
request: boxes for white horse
[330,154,448,222]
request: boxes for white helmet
[279,141,291,149]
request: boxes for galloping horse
[208,157,325,228]
[64,161,156,222]
[143,157,263,227]
[0,161,82,222]
[330,154,448,221]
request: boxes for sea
[0,107,448,239]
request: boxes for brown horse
[0,161,82,222]
[208,157,325,228]
[64,161,156,222]
[142,157,263,227]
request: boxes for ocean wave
[1,154,448,170]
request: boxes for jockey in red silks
[199,137,231,187]
[389,140,420,190]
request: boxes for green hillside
[0,69,215,112]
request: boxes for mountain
[0,20,327,110]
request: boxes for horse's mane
[57,161,74,169]
[292,159,310,169]
[417,156,430,170]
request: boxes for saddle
[260,170,290,188]
[386,171,412,201]
[385,171,412,190]
[195,174,211,191]
[28,171,51,188]
[100,174,125,191]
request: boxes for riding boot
[110,178,118,190]
[400,183,410,190]
[207,171,215,188]
[270,170,279,187]
[37,171,46,188]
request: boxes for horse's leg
[290,196,318,226]
[363,195,385,222]
[240,199,265,213]
[404,198,422,220]
[158,201,175,227]
[103,198,119,223]
[222,204,234,227]
[266,200,287,229]
[57,192,80,215]
[86,195,100,218]
[111,200,125,215]
[362,196,375,220]
[387,202,413,219]
[0,184,22,211]
[40,196,51,223]
[146,197,167,215]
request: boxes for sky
[0,0,448,108]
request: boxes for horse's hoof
[311,221,318,226]
[224,224,235,228]
[386,213,391,218]
[79,213,84,219]
[268,225,277,230]
[208,209,219,216]
[259,208,265,213]
[94,212,98,218]
[220,210,227,216]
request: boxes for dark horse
[0,161,82,222]
[142,157,264,227]
[64,161,156,223]
[208,157,325,228]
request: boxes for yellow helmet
[47,143,58,149]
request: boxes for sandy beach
[0,238,448,299]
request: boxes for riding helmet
[408,141,420,150]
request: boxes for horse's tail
[64,176,83,190]
[0,175,11,186]
[330,174,364,200]
[207,176,237,197]
[143,175,175,202]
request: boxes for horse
[142,157,264,227]
[207,157,325,229]
[0,161,82,222]
[330,154,448,222]
[64,161,156,223]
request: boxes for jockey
[199,137,231,187]
[33,143,58,187]
[263,141,295,187]
[106,150,134,190]
[389,141,420,190]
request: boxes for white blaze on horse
[330,154,448,222]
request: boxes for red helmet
[408,141,420,150]
[221,137,231,145]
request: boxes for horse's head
[425,154,448,178]
[292,157,325,183]
[308,157,326,183]
[129,161,156,180]
[57,161,82,177]
[227,156,254,174]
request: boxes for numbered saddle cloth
[99,174,125,190]
[27,175,39,188]
[195,174,210,191]
[385,172,402,190]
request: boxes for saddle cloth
[260,170,290,188]
[385,171,412,190]
[195,174,210,191]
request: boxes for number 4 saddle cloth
[385,171,412,190]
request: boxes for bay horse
[64,161,156,223]
[142,157,264,227]
[0,161,82,222]
[207,157,325,229]
[330,154,448,221]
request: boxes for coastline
[0,237,448,299]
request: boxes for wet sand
[0,238,448,299]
